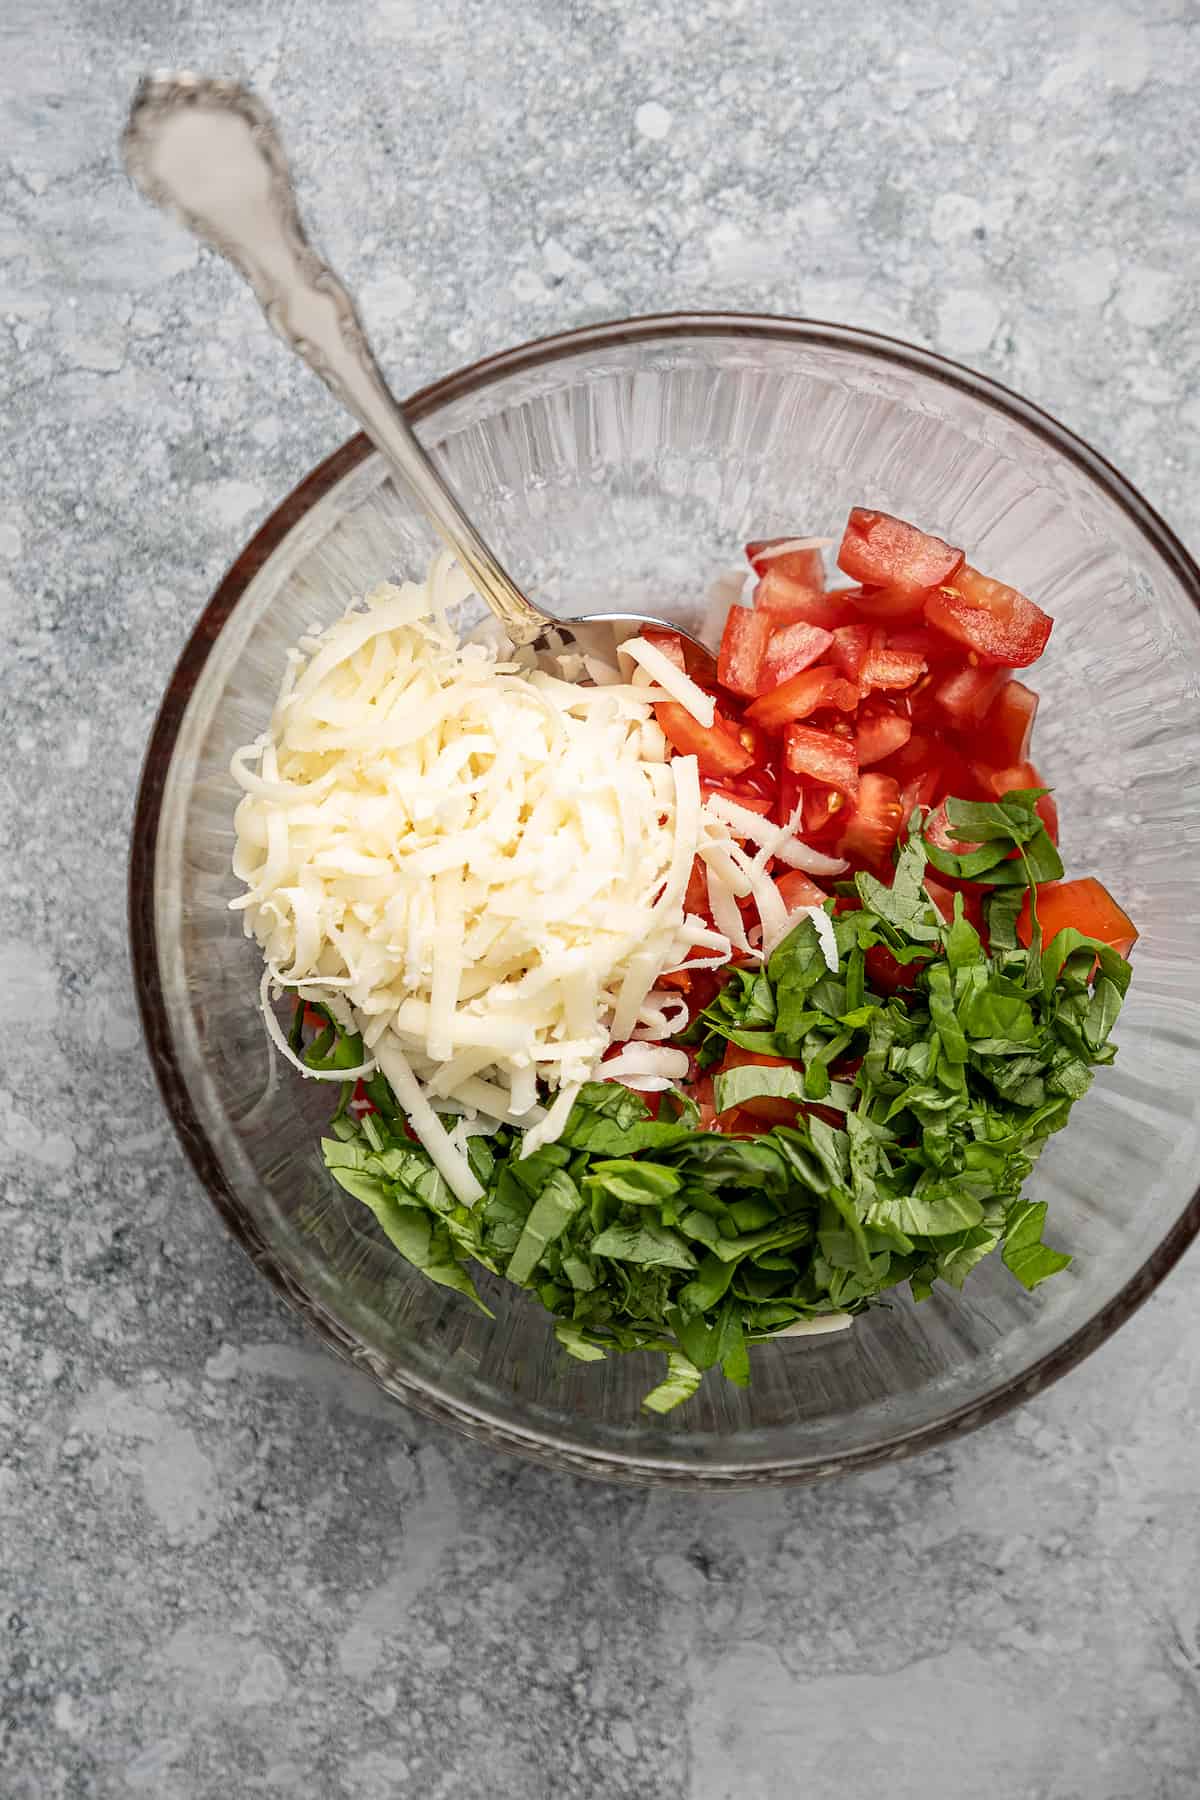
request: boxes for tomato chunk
[717,606,772,698]
[753,571,858,630]
[837,772,903,864]
[921,871,985,928]
[718,1043,801,1124]
[850,585,928,623]
[784,724,859,798]
[933,660,1012,729]
[655,702,754,778]
[924,565,1052,667]
[746,664,858,732]
[971,759,1058,842]
[745,540,825,587]
[639,628,688,672]
[758,620,835,689]
[975,679,1038,766]
[1018,878,1138,958]
[857,709,913,766]
[801,783,848,837]
[702,782,774,819]
[684,855,711,918]
[829,623,874,681]
[837,508,964,597]
[775,869,828,911]
[860,632,926,692]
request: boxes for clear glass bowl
[131,315,1200,1487]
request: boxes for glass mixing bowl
[131,315,1200,1487]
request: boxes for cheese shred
[232,565,842,1161]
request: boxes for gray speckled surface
[3,2,1200,1794]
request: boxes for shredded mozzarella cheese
[232,559,736,1162]
[234,557,850,1164]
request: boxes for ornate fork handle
[123,72,547,646]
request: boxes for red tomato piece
[640,628,688,672]
[924,799,981,856]
[702,782,775,819]
[885,626,953,661]
[1018,878,1137,958]
[924,565,1052,667]
[654,702,754,778]
[857,709,913,766]
[758,620,835,689]
[971,759,1059,842]
[718,1043,802,1124]
[837,508,964,597]
[850,585,928,623]
[684,855,711,918]
[802,783,849,838]
[717,606,773,698]
[775,869,828,910]
[829,623,874,681]
[753,571,858,630]
[860,631,926,692]
[784,723,860,797]
[864,944,921,994]
[922,875,986,933]
[746,665,859,733]
[837,772,904,865]
[302,1004,328,1033]
[975,679,1038,766]
[745,539,825,587]
[933,660,1012,729]
[774,765,804,827]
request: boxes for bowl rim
[129,310,1200,1488]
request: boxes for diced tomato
[702,783,774,820]
[802,783,848,838]
[829,623,874,681]
[717,606,773,698]
[837,772,903,865]
[837,508,964,597]
[860,632,926,692]
[758,620,835,689]
[746,665,858,733]
[640,628,688,672]
[718,1043,802,1124]
[975,679,1038,767]
[925,799,981,856]
[922,875,957,923]
[351,1078,378,1116]
[303,1004,328,1033]
[864,944,921,994]
[877,727,944,783]
[850,585,928,623]
[784,724,860,798]
[753,571,858,630]
[933,660,1012,729]
[922,875,986,933]
[1018,878,1138,958]
[775,869,828,911]
[856,708,913,767]
[970,759,1059,842]
[774,765,804,827]
[924,565,1052,667]
[684,855,711,918]
[745,539,825,587]
[655,702,754,778]
[885,626,954,663]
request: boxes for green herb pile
[310,791,1131,1412]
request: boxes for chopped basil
[314,795,1130,1413]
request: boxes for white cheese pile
[230,556,840,1198]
